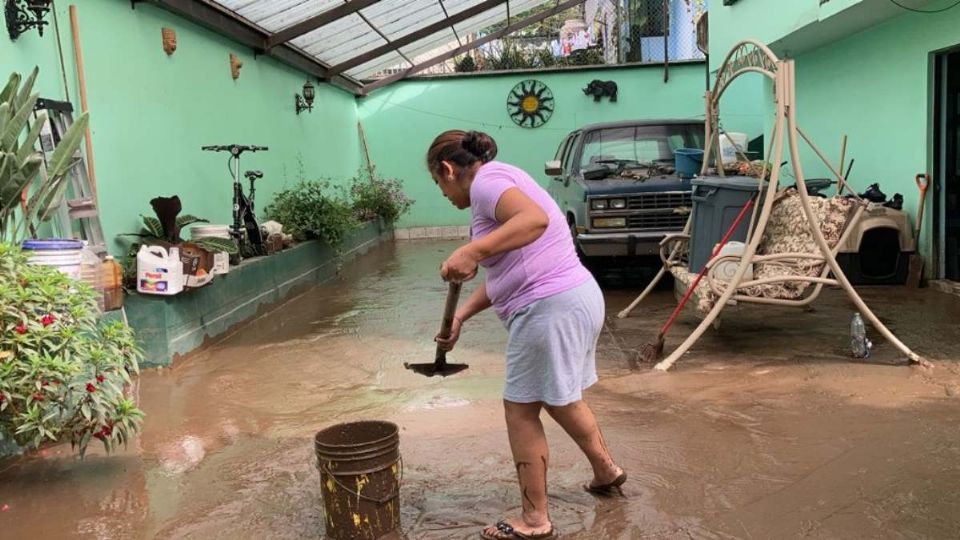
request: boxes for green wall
[2,0,361,255]
[358,62,764,228]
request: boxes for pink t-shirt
[470,161,593,320]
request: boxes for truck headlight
[610,198,626,209]
[593,217,626,228]
[590,199,608,210]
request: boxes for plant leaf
[193,236,238,255]
[0,72,21,105]
[176,215,208,228]
[1,92,38,151]
[142,216,164,238]
[14,67,39,111]
[16,111,46,164]
[46,112,88,180]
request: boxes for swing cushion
[670,191,856,314]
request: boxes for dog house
[836,205,915,286]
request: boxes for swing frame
[617,40,929,372]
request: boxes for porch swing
[618,40,929,372]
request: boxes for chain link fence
[458,0,705,74]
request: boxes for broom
[641,195,757,362]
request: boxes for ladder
[33,98,106,256]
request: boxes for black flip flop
[480,520,558,540]
[583,471,627,496]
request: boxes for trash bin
[688,175,761,273]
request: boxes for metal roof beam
[137,0,363,95]
[362,0,585,94]
[265,0,382,51]
[328,0,507,78]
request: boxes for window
[563,132,582,174]
[579,124,704,169]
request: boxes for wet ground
[2,240,960,539]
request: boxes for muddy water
[2,241,960,539]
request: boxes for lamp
[295,80,315,115]
[5,0,52,41]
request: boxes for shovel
[404,281,470,377]
[907,174,930,288]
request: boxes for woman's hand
[435,316,463,352]
[440,245,479,282]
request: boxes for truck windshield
[579,124,704,170]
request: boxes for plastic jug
[80,243,104,312]
[137,245,184,295]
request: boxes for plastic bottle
[80,243,104,313]
[101,256,124,311]
[850,313,872,358]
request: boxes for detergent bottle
[137,245,184,295]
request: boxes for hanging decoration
[230,53,243,80]
[161,27,177,56]
[506,80,554,129]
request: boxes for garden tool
[641,195,756,363]
[405,281,469,377]
[907,173,930,288]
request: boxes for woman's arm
[436,282,491,352]
[441,188,549,281]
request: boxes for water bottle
[850,313,872,359]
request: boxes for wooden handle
[70,5,97,197]
[434,282,461,363]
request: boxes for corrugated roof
[206,0,558,80]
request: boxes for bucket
[315,421,402,540]
[675,148,705,179]
[190,225,231,275]
[21,239,84,280]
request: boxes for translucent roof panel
[216,0,344,32]
[205,1,559,81]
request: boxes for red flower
[0,394,5,403]
[41,380,49,387]
[14,324,27,335]
[31,392,44,402]
[96,374,105,383]
[41,314,56,327]
[86,383,96,393]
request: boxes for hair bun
[461,130,498,163]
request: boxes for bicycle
[201,144,268,260]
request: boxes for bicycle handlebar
[201,144,269,153]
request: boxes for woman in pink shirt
[428,130,625,540]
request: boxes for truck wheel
[568,217,586,260]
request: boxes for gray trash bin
[688,176,761,273]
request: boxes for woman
[427,130,626,540]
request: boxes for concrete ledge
[393,225,469,241]
[123,220,392,367]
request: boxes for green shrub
[350,174,414,224]
[265,180,359,246]
[0,243,144,457]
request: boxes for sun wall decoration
[506,80,554,128]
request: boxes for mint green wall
[2,0,361,254]
[358,63,752,228]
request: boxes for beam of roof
[355,9,414,67]
[438,0,463,48]
[328,0,507,78]
[265,0,382,51]
[362,0,585,94]
[137,0,364,95]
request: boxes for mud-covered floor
[2,240,960,539]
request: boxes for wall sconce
[5,0,52,41]
[295,80,315,115]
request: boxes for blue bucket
[675,148,704,178]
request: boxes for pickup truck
[545,119,705,258]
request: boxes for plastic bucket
[21,239,84,280]
[191,225,231,275]
[315,421,401,540]
[675,148,705,179]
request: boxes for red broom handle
[658,196,756,334]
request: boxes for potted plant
[0,67,88,244]
[0,243,144,457]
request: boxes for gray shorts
[503,278,605,406]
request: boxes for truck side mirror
[545,160,563,178]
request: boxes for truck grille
[626,213,689,229]
[624,192,691,230]
[626,192,691,210]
